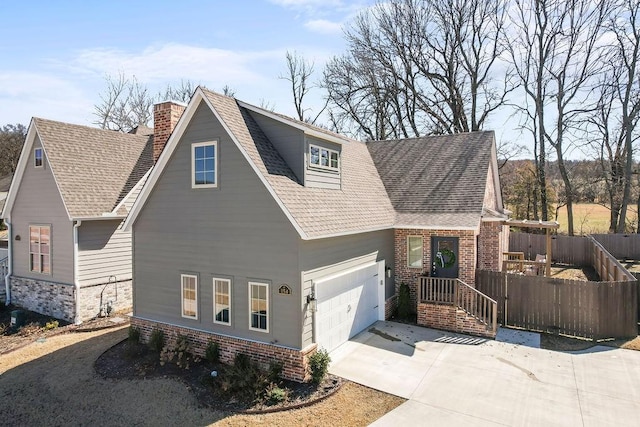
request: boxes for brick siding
[384,294,398,320]
[478,221,505,271]
[153,102,186,163]
[417,302,496,339]
[130,317,317,383]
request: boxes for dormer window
[191,141,217,188]
[34,148,43,168]
[309,145,339,171]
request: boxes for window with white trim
[249,282,268,332]
[407,236,423,268]
[213,278,231,325]
[192,141,217,188]
[309,144,339,171]
[34,148,43,168]
[181,274,198,319]
[29,225,50,274]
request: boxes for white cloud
[305,19,343,35]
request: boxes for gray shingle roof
[0,174,12,193]
[202,89,396,238]
[367,132,494,228]
[33,118,153,218]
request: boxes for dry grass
[0,326,404,426]
[555,203,640,235]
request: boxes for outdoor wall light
[306,292,317,312]
[14,235,20,241]
[386,266,392,278]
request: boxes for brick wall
[10,276,75,322]
[478,221,503,271]
[385,295,398,320]
[417,302,496,339]
[153,102,186,162]
[394,228,477,311]
[130,317,317,383]
[78,279,132,321]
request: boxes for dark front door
[431,237,459,278]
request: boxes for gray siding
[77,219,132,286]
[298,229,395,348]
[304,136,341,190]
[247,111,305,183]
[133,101,303,349]
[11,135,74,284]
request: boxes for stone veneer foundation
[9,276,133,323]
[130,317,317,383]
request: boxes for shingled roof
[202,89,396,238]
[32,118,153,218]
[367,132,495,228]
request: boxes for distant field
[554,203,638,235]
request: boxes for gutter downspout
[4,219,12,305]
[73,220,82,324]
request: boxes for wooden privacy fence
[476,270,638,340]
[509,233,591,265]
[592,234,640,260]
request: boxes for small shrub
[160,334,199,369]
[205,340,220,364]
[18,322,42,337]
[44,320,59,330]
[148,328,165,353]
[219,353,269,399]
[397,282,411,320]
[265,383,287,405]
[308,348,331,385]
[128,326,140,343]
[268,360,283,383]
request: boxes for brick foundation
[9,276,133,323]
[417,302,496,339]
[130,317,317,382]
[385,295,398,320]
[10,276,75,322]
[78,279,132,321]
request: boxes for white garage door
[315,261,384,353]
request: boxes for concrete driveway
[329,321,640,426]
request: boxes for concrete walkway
[329,321,640,426]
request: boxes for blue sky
[0,0,373,127]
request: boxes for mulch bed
[95,338,343,414]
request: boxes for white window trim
[407,235,423,269]
[191,141,218,188]
[34,148,43,168]
[213,277,231,326]
[308,144,339,171]
[248,281,269,333]
[29,224,51,275]
[181,274,198,319]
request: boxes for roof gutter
[3,219,12,305]
[73,220,82,324]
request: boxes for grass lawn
[554,203,638,235]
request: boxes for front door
[431,237,459,278]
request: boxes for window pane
[195,159,205,173]
[205,158,214,171]
[321,149,329,166]
[195,146,204,158]
[30,254,39,272]
[310,146,319,165]
[205,144,215,158]
[330,152,338,168]
[408,237,423,268]
[195,172,206,185]
[205,172,215,184]
[41,255,50,273]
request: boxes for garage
[314,261,385,353]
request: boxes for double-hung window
[249,282,268,332]
[29,225,50,274]
[309,145,339,171]
[407,236,423,268]
[213,278,231,325]
[181,274,198,319]
[34,148,43,168]
[192,141,217,188]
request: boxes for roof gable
[2,118,153,220]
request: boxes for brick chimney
[153,101,186,163]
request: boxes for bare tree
[508,0,609,234]
[158,80,198,103]
[0,123,27,176]
[280,51,326,124]
[323,0,511,139]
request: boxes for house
[123,87,508,381]
[0,115,160,322]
